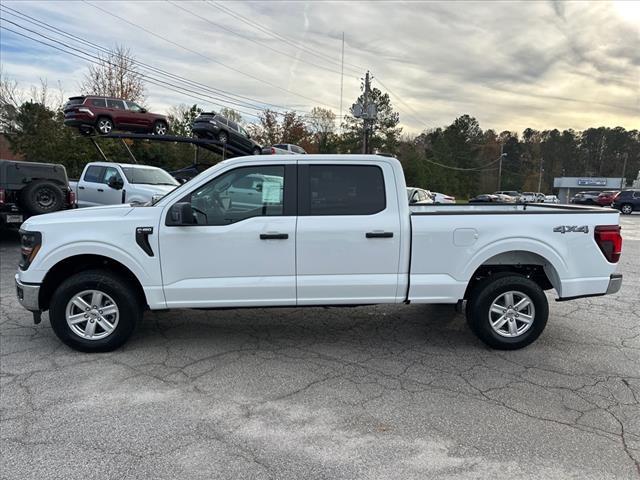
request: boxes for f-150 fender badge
[553,225,589,234]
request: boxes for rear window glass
[84,166,105,183]
[67,98,84,106]
[307,165,386,215]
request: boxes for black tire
[218,131,228,144]
[465,274,548,350]
[252,147,261,156]
[96,116,113,135]
[49,270,142,352]
[153,121,168,135]
[620,204,633,215]
[20,180,65,215]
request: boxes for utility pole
[620,152,628,189]
[497,142,504,190]
[537,156,544,192]
[339,32,344,134]
[362,71,370,154]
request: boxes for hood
[21,204,134,230]
[129,184,177,197]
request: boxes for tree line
[1,47,638,197]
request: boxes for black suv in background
[612,189,640,214]
[0,159,75,227]
[192,112,262,156]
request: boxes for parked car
[15,154,623,352]
[0,159,75,227]
[469,194,499,203]
[519,192,540,203]
[406,187,434,204]
[432,192,456,204]
[264,144,307,155]
[494,191,520,202]
[192,112,262,156]
[64,96,169,136]
[596,191,619,207]
[69,162,179,207]
[543,195,559,204]
[570,191,600,205]
[612,189,640,214]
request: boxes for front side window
[84,165,105,183]
[633,191,640,199]
[181,165,285,226]
[307,165,386,215]
[239,126,249,138]
[228,121,239,131]
[125,101,142,112]
[107,99,125,109]
[102,167,122,185]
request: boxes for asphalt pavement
[1,215,639,479]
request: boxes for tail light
[271,147,276,154]
[612,192,620,200]
[67,189,76,207]
[594,225,622,263]
[19,230,42,270]
[0,188,5,205]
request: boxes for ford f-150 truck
[69,162,179,208]
[15,155,623,352]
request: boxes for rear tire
[49,270,141,352]
[218,131,228,144]
[153,121,168,135]
[465,274,548,350]
[252,147,261,156]
[621,204,633,215]
[20,180,65,215]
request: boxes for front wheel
[49,270,141,352]
[153,121,168,135]
[465,274,548,350]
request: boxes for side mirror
[255,183,263,192]
[166,202,196,226]
[140,108,147,113]
[108,176,124,190]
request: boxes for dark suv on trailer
[191,112,262,156]
[63,96,169,135]
[612,189,640,215]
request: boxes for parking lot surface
[1,215,639,479]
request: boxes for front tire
[466,274,548,350]
[153,121,168,135]
[621,204,633,215]
[49,270,141,352]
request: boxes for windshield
[121,166,178,186]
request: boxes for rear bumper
[557,274,622,301]
[15,274,41,312]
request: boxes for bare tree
[219,107,242,123]
[80,45,145,102]
[307,107,336,153]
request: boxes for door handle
[366,232,393,238]
[78,186,85,190]
[97,188,104,192]
[260,233,288,240]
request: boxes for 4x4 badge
[553,225,589,234]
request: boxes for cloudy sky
[1,0,638,134]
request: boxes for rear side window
[84,166,105,183]
[90,98,106,107]
[274,144,288,150]
[215,116,228,126]
[228,121,238,131]
[107,99,125,109]
[306,165,386,215]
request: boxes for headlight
[19,230,42,270]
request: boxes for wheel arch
[39,254,148,311]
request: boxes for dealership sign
[577,178,607,186]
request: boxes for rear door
[296,162,402,304]
[106,99,127,129]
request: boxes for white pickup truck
[15,155,623,353]
[69,162,179,207]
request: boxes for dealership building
[553,177,626,203]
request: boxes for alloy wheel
[65,290,119,340]
[488,290,535,338]
[98,119,112,134]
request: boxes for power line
[82,0,338,110]
[423,155,504,171]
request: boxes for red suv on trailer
[63,96,169,135]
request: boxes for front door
[159,163,296,308]
[296,162,402,305]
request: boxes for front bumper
[15,274,41,312]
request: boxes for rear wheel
[465,274,548,350]
[218,131,228,144]
[621,204,633,215]
[96,117,113,135]
[20,180,64,215]
[49,270,141,352]
[252,147,261,156]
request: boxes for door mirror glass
[167,202,196,226]
[140,108,147,113]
